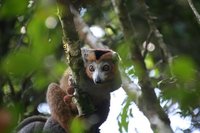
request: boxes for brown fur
[46,49,121,133]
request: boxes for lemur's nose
[94,77,101,84]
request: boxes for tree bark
[112,0,173,132]
[56,0,95,116]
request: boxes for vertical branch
[56,0,94,115]
[57,0,82,75]
[112,0,173,132]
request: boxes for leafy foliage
[0,0,65,127]
[118,98,132,133]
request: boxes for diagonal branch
[69,6,108,49]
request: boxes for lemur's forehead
[82,49,115,62]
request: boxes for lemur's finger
[63,95,73,104]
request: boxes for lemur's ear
[81,48,94,63]
[111,51,120,62]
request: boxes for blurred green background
[0,0,200,132]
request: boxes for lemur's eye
[102,64,110,71]
[89,65,95,72]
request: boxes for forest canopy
[0,0,200,133]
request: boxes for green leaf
[171,56,196,82]
[117,41,132,67]
[118,98,131,133]
[144,54,154,69]
[70,118,85,133]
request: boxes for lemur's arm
[16,83,75,133]
[46,82,78,133]
[15,80,76,133]
[15,80,74,133]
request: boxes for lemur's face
[81,48,118,84]
[86,60,114,84]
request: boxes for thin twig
[140,1,171,64]
[7,77,16,99]
[187,0,200,25]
